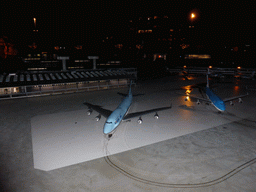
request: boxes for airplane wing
[123,104,172,120]
[223,93,249,103]
[83,102,113,118]
[117,92,127,97]
[117,92,145,97]
[186,95,212,104]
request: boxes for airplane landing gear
[108,134,113,139]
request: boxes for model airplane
[84,81,172,138]
[184,69,248,112]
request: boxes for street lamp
[33,18,38,32]
[190,13,196,25]
[33,18,36,28]
[191,13,196,20]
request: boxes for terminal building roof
[0,69,136,88]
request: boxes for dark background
[2,0,254,47]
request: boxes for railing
[167,67,255,75]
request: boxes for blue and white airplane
[184,69,248,112]
[84,81,172,138]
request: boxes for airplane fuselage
[103,94,132,134]
[205,87,225,111]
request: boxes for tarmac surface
[0,75,256,191]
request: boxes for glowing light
[185,90,191,95]
[191,13,195,19]
[33,18,36,28]
[209,66,212,69]
[183,65,187,68]
[237,66,241,69]
[234,86,240,91]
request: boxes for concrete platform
[0,76,256,191]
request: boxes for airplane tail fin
[206,68,210,88]
[117,80,134,97]
[129,80,133,96]
[252,71,255,77]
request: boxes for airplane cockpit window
[106,122,112,124]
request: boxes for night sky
[2,1,255,47]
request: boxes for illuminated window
[185,54,211,59]
[170,29,174,32]
[115,44,123,49]
[136,45,142,49]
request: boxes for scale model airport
[1,68,256,192]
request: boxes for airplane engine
[154,113,159,119]
[137,117,143,124]
[197,99,200,105]
[87,109,92,115]
[239,98,243,103]
[230,101,234,106]
[95,114,101,121]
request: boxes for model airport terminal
[1,1,255,190]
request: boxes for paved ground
[0,76,256,192]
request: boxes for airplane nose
[220,104,226,111]
[103,125,111,134]
[103,126,108,134]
